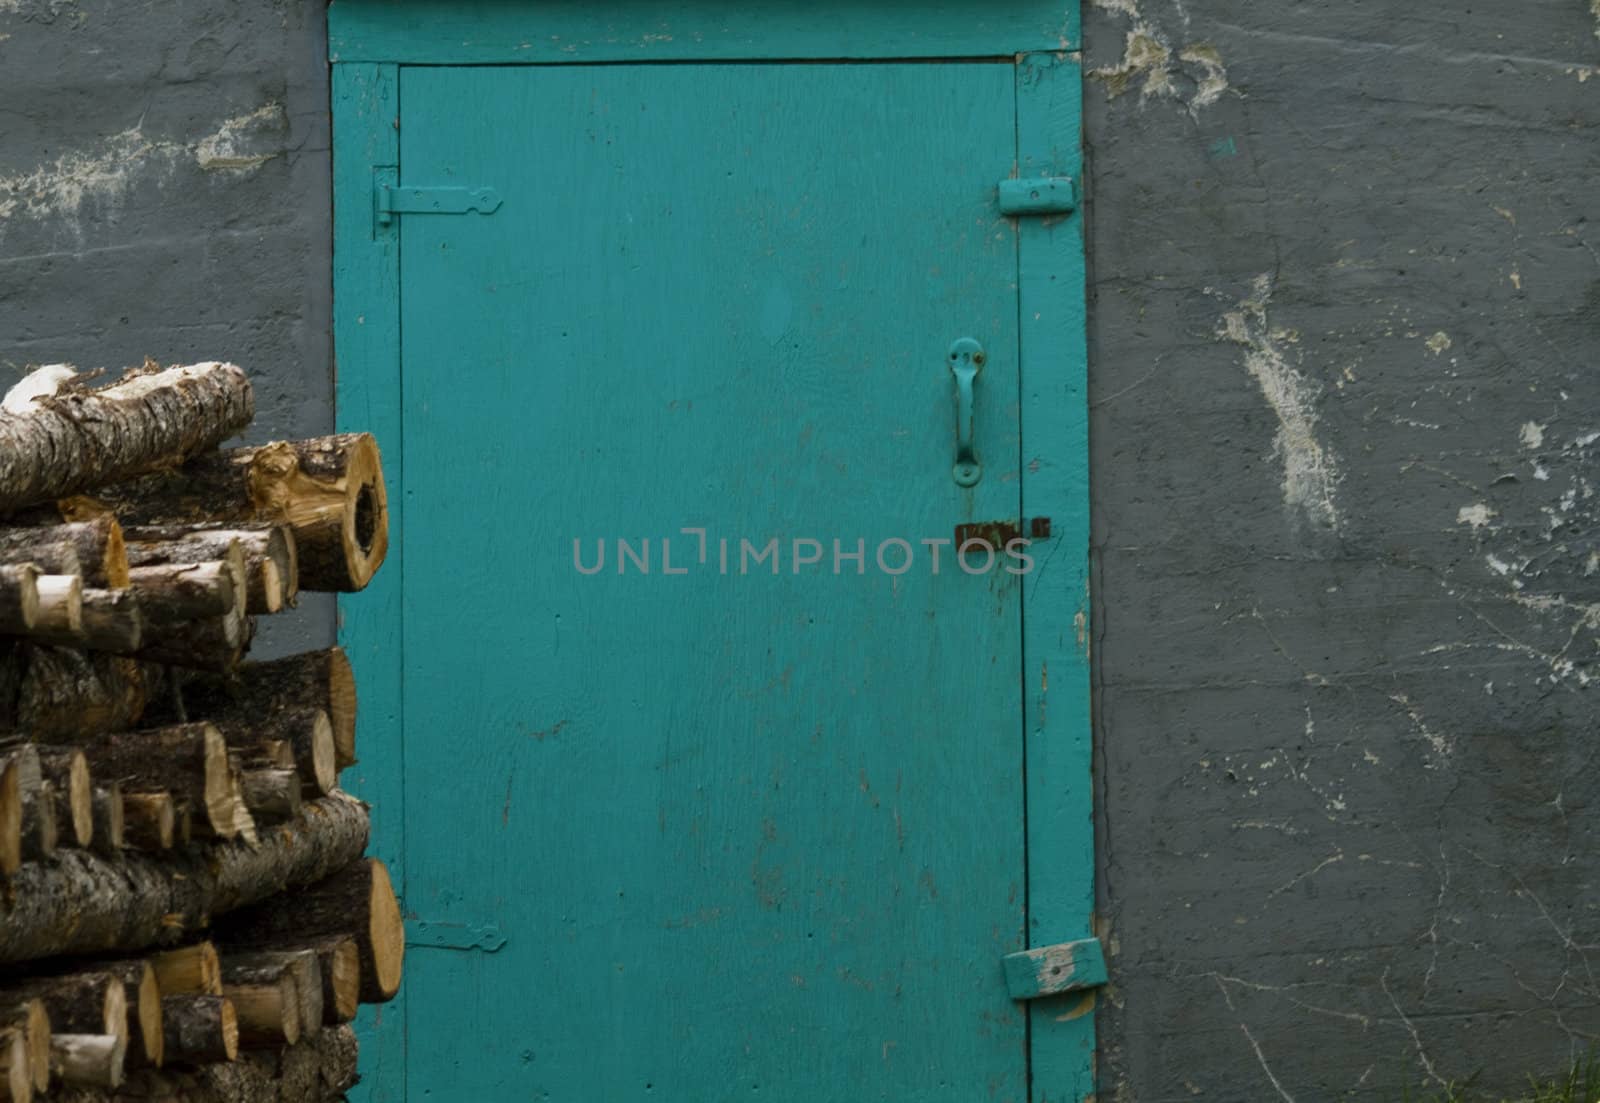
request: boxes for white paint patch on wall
[1520,421,1545,449]
[1456,504,1495,529]
[1220,274,1342,533]
[195,104,287,173]
[0,103,285,229]
[1087,0,1230,114]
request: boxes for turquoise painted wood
[331,11,1092,1102]
[328,0,1080,63]
[331,61,408,1103]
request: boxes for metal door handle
[949,338,985,487]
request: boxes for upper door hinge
[374,168,503,229]
[1002,937,1106,1000]
[998,176,1077,217]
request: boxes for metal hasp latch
[374,174,503,228]
[997,176,1078,217]
[954,517,1052,548]
[1002,937,1107,1001]
[405,918,507,954]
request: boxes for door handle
[949,337,985,487]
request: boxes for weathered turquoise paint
[331,61,408,1103]
[328,0,1080,63]
[1017,52,1097,1101]
[331,12,1092,1102]
[1002,938,1107,1001]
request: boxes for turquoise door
[332,11,1092,1100]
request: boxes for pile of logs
[0,361,401,1101]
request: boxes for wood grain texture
[328,0,1080,62]
[392,60,1027,1099]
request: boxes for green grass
[1399,1054,1600,1103]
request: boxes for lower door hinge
[1003,937,1107,1000]
[405,918,507,954]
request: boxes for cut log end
[223,979,299,1048]
[150,943,222,998]
[369,860,405,1001]
[325,939,361,1024]
[55,750,93,848]
[16,1000,49,1095]
[309,710,337,795]
[131,963,162,1069]
[0,758,21,876]
[1,1027,31,1103]
[329,649,357,769]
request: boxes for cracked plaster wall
[1086,0,1600,1097]
[0,0,333,656]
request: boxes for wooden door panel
[397,62,1027,1100]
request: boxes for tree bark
[31,575,82,638]
[135,612,251,674]
[217,858,402,1005]
[90,785,123,856]
[125,560,240,624]
[41,589,142,655]
[0,646,146,739]
[123,525,294,616]
[45,1024,357,1103]
[0,973,124,1040]
[92,434,386,593]
[0,566,40,635]
[79,725,236,839]
[0,363,253,516]
[48,1034,124,1090]
[158,996,236,1065]
[121,792,174,852]
[0,793,369,964]
[0,518,128,590]
[39,748,92,849]
[212,709,335,797]
[169,649,355,771]
[237,770,300,825]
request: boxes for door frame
[330,8,1092,1099]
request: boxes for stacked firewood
[0,361,401,1101]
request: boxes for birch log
[158,996,236,1065]
[170,649,355,770]
[0,567,40,635]
[0,363,253,515]
[0,793,369,964]
[217,858,403,1004]
[124,525,294,615]
[79,725,237,838]
[0,519,128,589]
[93,434,386,592]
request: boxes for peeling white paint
[1178,44,1229,113]
[194,103,286,173]
[1220,274,1341,533]
[1087,1,1229,115]
[1519,421,1545,449]
[0,102,284,230]
[1424,331,1452,356]
[1456,504,1495,529]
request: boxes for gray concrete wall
[1,0,1597,1098]
[0,0,334,655]
[1083,0,1600,1096]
